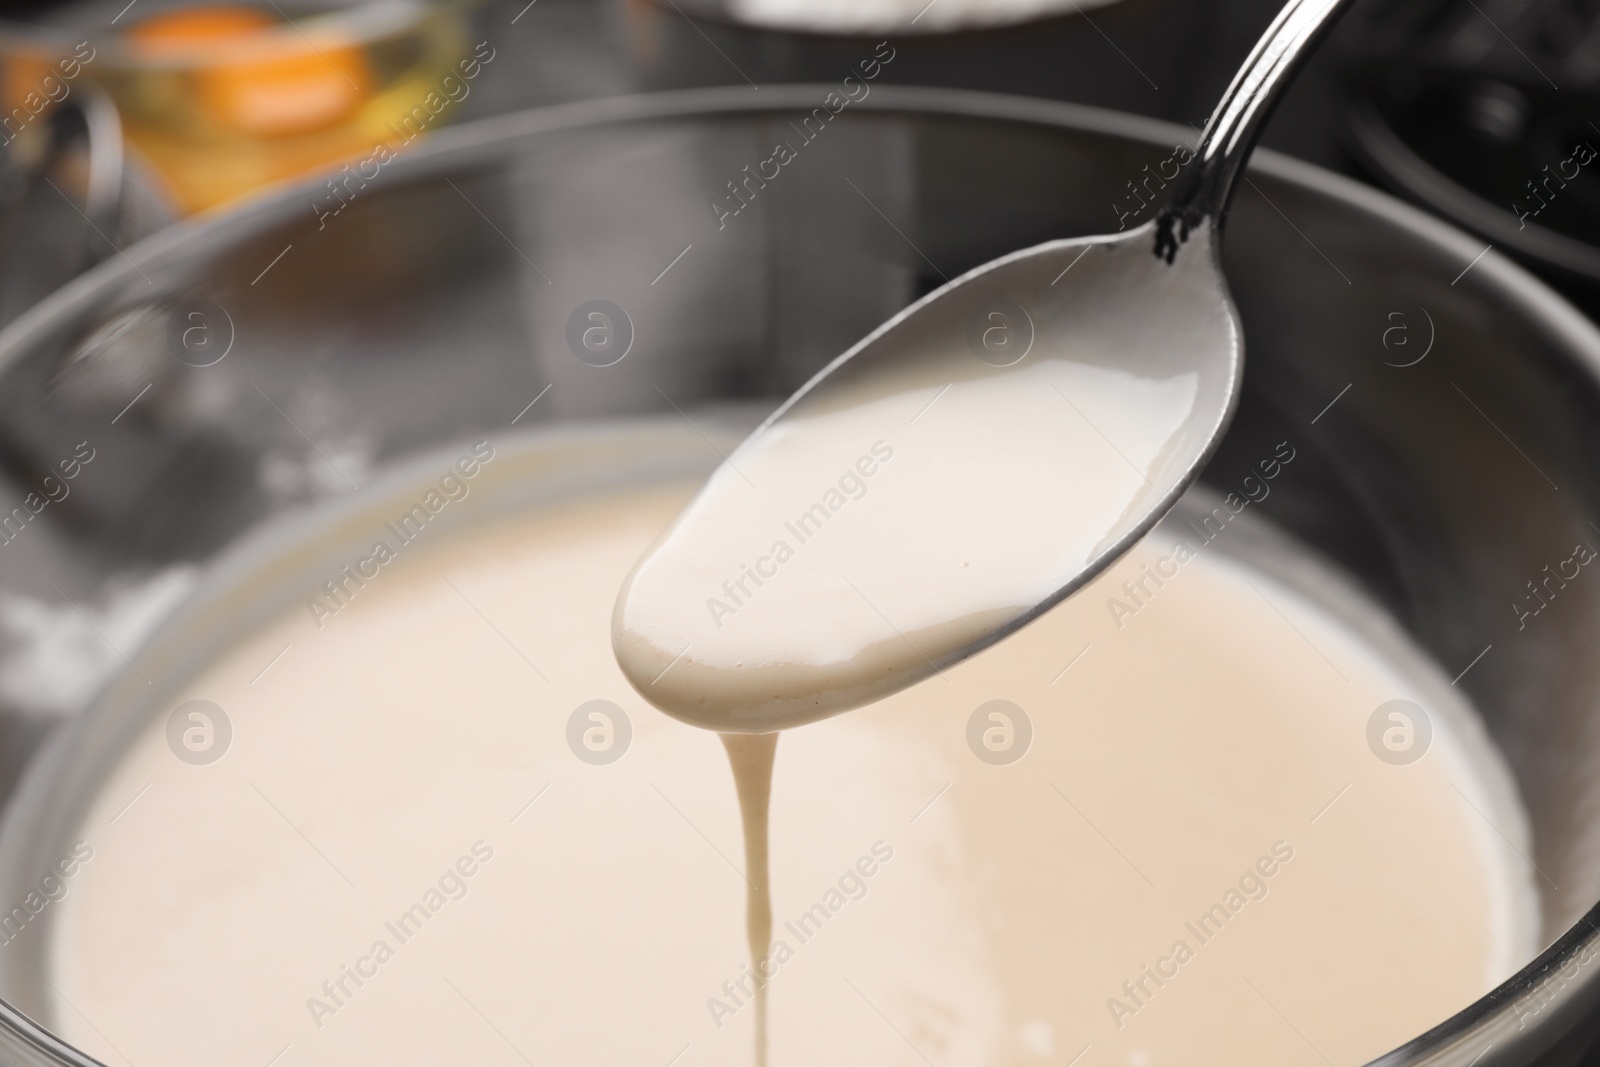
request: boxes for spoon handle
[1155,0,1354,261]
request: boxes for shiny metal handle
[1154,0,1354,261]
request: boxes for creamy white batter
[26,465,1538,1067]
[614,359,1201,732]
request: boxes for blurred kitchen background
[0,0,1595,325]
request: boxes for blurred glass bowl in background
[0,0,480,213]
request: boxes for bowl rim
[0,83,1597,1067]
[1343,96,1600,284]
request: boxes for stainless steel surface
[0,86,1592,1064]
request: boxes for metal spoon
[613,0,1355,733]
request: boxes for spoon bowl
[612,221,1239,731]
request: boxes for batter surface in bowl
[38,471,1537,1067]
